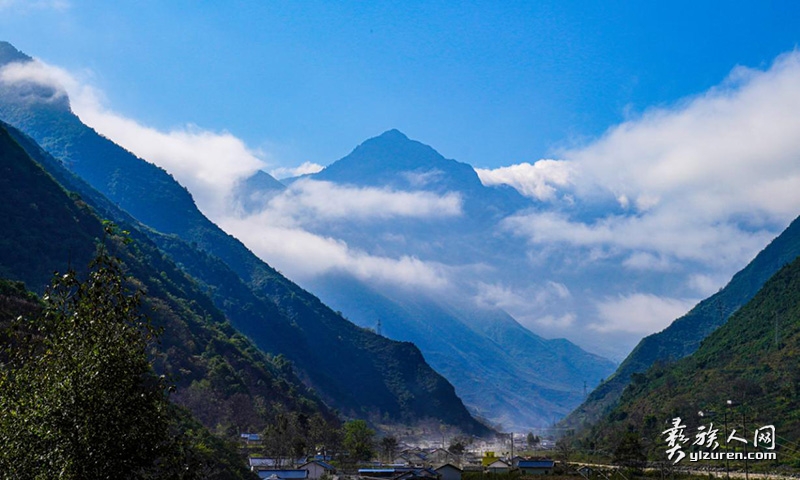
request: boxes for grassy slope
[562,215,800,432]
[581,256,800,467]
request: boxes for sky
[4,1,800,359]
[3,1,800,172]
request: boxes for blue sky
[3,0,799,170]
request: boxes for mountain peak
[376,128,409,141]
[0,41,32,66]
[309,130,532,214]
[317,129,450,181]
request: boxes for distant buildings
[247,440,556,478]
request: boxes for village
[240,433,561,480]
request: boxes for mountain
[562,214,800,431]
[0,121,323,477]
[308,129,529,217]
[0,42,488,435]
[234,169,286,213]
[306,273,612,430]
[581,253,800,458]
[275,130,618,430]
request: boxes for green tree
[526,432,540,450]
[343,419,375,462]
[0,250,177,478]
[263,409,305,466]
[308,412,340,457]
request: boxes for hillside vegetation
[577,255,800,467]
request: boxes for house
[299,460,336,480]
[486,460,510,474]
[393,468,440,480]
[462,452,481,466]
[250,458,279,471]
[359,467,439,480]
[518,459,555,475]
[435,463,462,480]
[257,470,309,480]
[481,452,499,467]
[462,466,483,473]
[393,452,426,466]
[359,468,400,478]
[427,448,453,465]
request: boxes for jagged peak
[0,41,33,66]
[376,128,409,140]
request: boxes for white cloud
[264,179,462,221]
[270,161,324,179]
[0,59,79,103]
[218,214,449,290]
[502,51,800,279]
[686,274,726,298]
[622,252,674,271]
[83,112,266,219]
[475,160,574,201]
[534,313,576,329]
[473,281,575,331]
[0,57,461,291]
[567,52,800,225]
[591,293,697,334]
[0,59,266,219]
[220,179,462,288]
[503,211,773,269]
[402,169,445,188]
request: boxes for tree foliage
[0,250,178,478]
[612,431,646,470]
[343,419,375,462]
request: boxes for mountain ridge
[0,120,332,469]
[0,42,489,435]
[561,213,800,432]
[579,252,800,456]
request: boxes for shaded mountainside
[0,126,313,478]
[307,273,614,430]
[562,215,800,432]
[0,42,489,435]
[0,121,331,425]
[582,254,800,462]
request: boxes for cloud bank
[494,52,800,274]
[472,51,800,342]
[0,59,267,219]
[265,179,462,221]
[0,57,455,291]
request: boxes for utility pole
[723,405,730,480]
[742,406,749,480]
